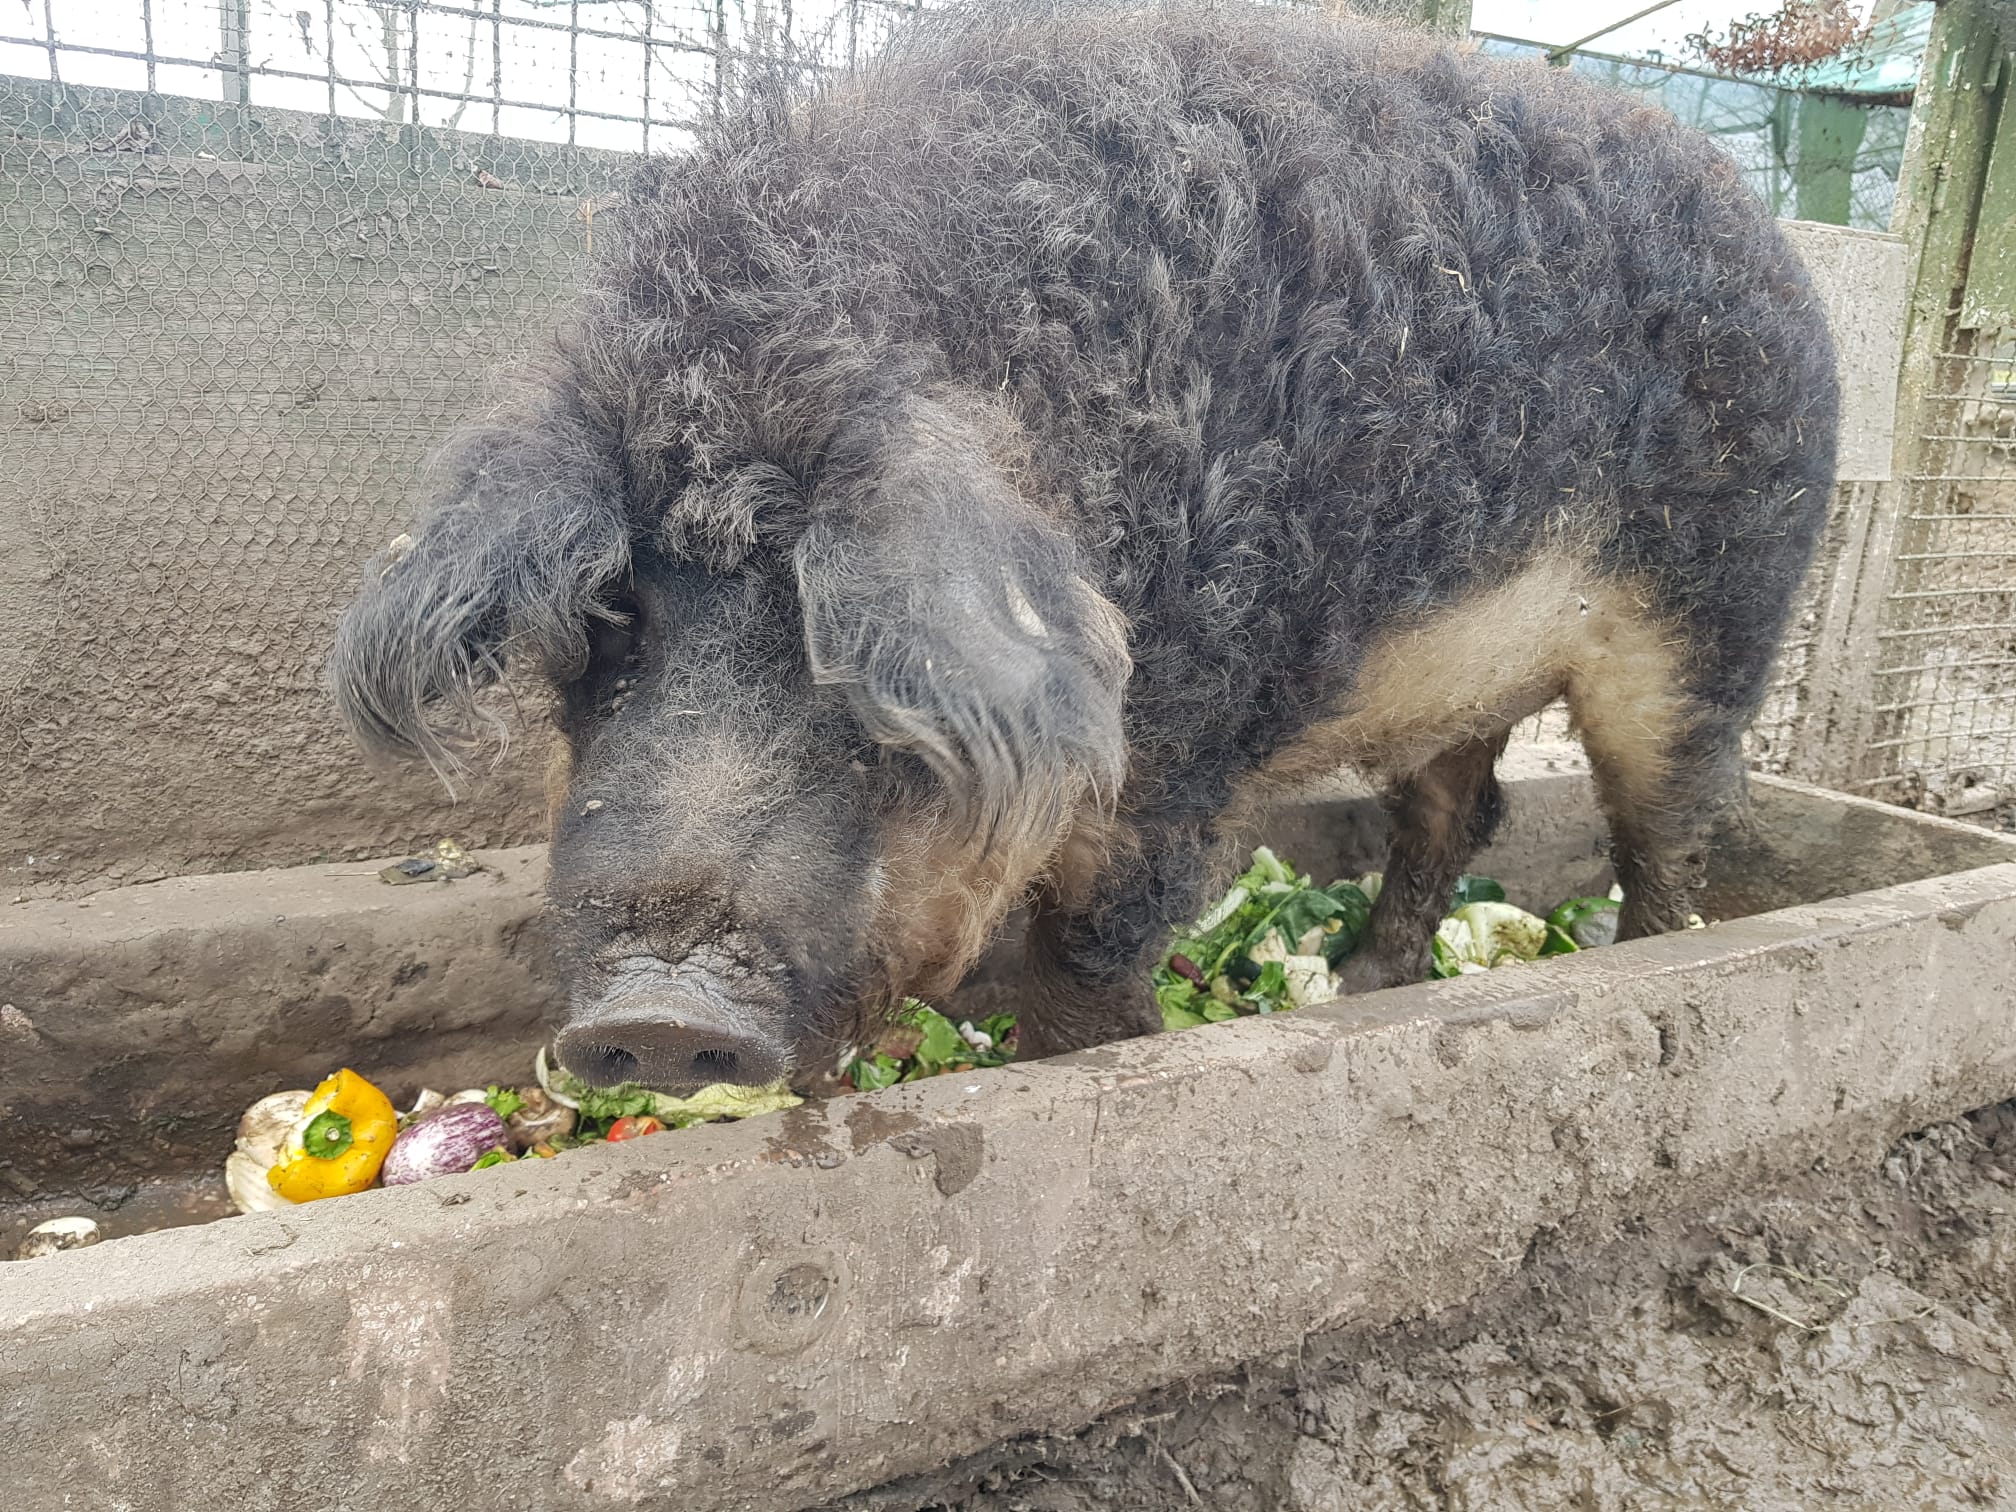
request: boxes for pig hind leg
[1556,584,1766,943]
[1568,651,1742,941]
[1336,732,1512,993]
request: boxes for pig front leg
[1335,733,1511,993]
[1017,817,1214,1059]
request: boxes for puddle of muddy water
[3,1172,232,1254]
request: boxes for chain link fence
[0,4,696,895]
[1,0,921,150]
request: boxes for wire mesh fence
[1860,327,2016,817]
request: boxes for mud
[840,1101,2016,1512]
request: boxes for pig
[328,0,1838,1090]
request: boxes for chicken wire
[1859,327,2016,817]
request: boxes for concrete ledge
[5,846,2016,1508]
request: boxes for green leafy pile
[536,1049,802,1140]
[847,1001,1018,1091]
[1151,847,1376,1030]
[1152,849,1632,1021]
[1431,890,1624,976]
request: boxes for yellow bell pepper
[268,1068,398,1202]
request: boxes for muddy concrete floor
[838,1102,2016,1512]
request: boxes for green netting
[1478,34,1911,232]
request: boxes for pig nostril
[691,1048,740,1083]
[587,1044,641,1085]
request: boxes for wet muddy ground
[840,1102,2016,1512]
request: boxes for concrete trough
[3,772,2016,1510]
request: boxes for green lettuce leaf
[650,1080,803,1129]
[1450,874,1507,906]
[1546,896,1622,951]
[483,1084,524,1121]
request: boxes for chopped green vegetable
[483,1084,524,1121]
[574,1083,659,1129]
[842,1000,1019,1089]
[539,1062,799,1135]
[1151,847,1370,1023]
[648,1080,802,1129]
[849,1054,907,1092]
[299,1110,354,1161]
[1436,901,1550,972]
[470,1147,515,1170]
[1546,896,1622,952]
[1540,923,1580,956]
[1450,874,1507,906]
[1245,956,1289,1010]
[909,1006,967,1073]
[1430,930,1469,979]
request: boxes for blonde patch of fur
[1246,549,1695,801]
[870,808,1066,1003]
[544,740,573,837]
[1043,804,1139,913]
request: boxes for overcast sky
[6,1,1865,150]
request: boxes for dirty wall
[0,80,623,896]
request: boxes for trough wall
[3,779,2014,1510]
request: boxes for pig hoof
[1016,1000,1159,1059]
[1334,953,1414,996]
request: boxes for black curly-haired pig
[329,0,1838,1088]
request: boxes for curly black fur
[329,0,1838,1083]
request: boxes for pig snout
[555,956,787,1092]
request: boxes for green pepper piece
[299,1110,355,1161]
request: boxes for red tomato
[606,1115,664,1142]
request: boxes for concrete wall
[0,78,1907,900]
[0,80,625,898]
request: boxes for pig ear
[795,398,1131,846]
[326,377,630,785]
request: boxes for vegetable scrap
[1156,850,1664,1016]
[381,1101,511,1187]
[15,1215,102,1261]
[265,1068,398,1202]
[221,1053,808,1214]
[1153,846,1375,1030]
[377,837,481,886]
[842,1000,1017,1092]
[218,850,1701,1217]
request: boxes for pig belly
[1258,548,1689,788]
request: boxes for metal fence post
[221,0,252,106]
